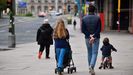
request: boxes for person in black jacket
[73,19,77,30]
[36,19,53,59]
[99,37,117,69]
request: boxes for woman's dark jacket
[54,29,70,48]
[36,23,53,45]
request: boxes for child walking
[99,37,117,69]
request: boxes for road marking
[0,30,6,32]
[26,31,31,33]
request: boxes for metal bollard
[8,34,16,48]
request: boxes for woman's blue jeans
[55,48,67,71]
[85,38,100,68]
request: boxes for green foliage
[0,0,7,11]
[17,13,33,17]
[25,12,33,17]
[0,0,7,18]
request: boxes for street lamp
[117,0,121,32]
[7,0,16,48]
[55,0,58,12]
[8,10,16,48]
[79,0,82,31]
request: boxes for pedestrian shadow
[0,48,13,51]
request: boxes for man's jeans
[55,48,67,71]
[85,38,100,68]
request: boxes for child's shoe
[46,57,50,59]
[109,63,114,69]
[99,63,103,69]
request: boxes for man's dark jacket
[82,14,101,39]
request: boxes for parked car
[38,12,47,17]
[55,12,62,16]
[49,11,62,16]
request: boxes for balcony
[51,0,55,3]
[45,0,48,3]
[31,0,34,3]
[38,0,41,3]
[58,0,62,3]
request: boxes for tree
[0,0,7,18]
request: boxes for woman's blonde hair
[54,19,67,39]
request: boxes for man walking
[81,5,101,75]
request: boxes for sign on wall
[17,0,27,8]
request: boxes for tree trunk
[0,11,2,18]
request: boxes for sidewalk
[0,16,133,75]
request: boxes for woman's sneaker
[57,67,63,75]
[58,71,63,75]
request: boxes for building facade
[16,0,75,16]
[76,0,133,33]
[103,0,133,33]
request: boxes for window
[51,0,55,3]
[31,6,35,12]
[38,0,41,3]
[37,6,41,12]
[31,0,34,3]
[51,6,55,10]
[58,0,62,3]
[44,6,48,10]
[45,0,48,3]
[58,6,62,9]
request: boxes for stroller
[55,43,76,74]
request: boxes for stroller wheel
[68,68,73,74]
[55,68,58,74]
[68,68,70,74]
[73,67,76,72]
[99,66,102,69]
[71,67,76,72]
[70,69,73,74]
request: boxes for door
[112,0,129,30]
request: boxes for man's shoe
[58,67,63,75]
[89,66,95,75]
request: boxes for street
[0,16,57,48]
[0,0,133,75]
[0,16,133,75]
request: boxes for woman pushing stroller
[53,18,70,75]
